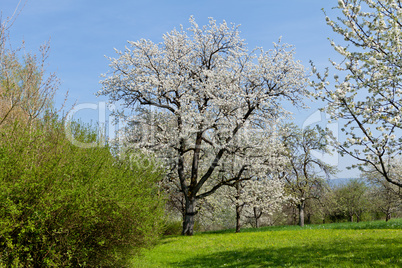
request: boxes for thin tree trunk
[254,207,259,228]
[356,212,361,223]
[386,211,391,222]
[298,200,305,227]
[235,204,241,233]
[235,181,241,233]
[182,197,196,236]
[349,212,354,222]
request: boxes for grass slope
[131,219,402,267]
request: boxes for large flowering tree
[312,0,402,188]
[99,17,308,235]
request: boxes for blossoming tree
[281,124,336,227]
[311,0,402,188]
[219,133,288,232]
[233,177,288,231]
[99,17,308,235]
[362,158,402,221]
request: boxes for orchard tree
[281,124,336,227]
[362,159,402,221]
[239,177,288,230]
[311,0,402,188]
[193,184,236,232]
[161,119,286,232]
[194,173,287,232]
[100,17,309,235]
[212,128,288,233]
[219,174,287,232]
[315,185,339,224]
[333,179,370,222]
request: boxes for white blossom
[100,17,309,234]
[311,0,402,188]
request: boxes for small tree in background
[188,176,288,233]
[332,179,370,222]
[239,177,288,229]
[362,160,402,221]
[281,124,337,227]
[0,8,58,127]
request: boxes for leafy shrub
[0,117,165,267]
[163,220,183,236]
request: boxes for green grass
[131,219,402,267]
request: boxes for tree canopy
[312,0,402,188]
[100,17,309,235]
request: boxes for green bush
[0,117,165,267]
[163,220,183,236]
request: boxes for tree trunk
[292,207,297,225]
[386,211,391,222]
[235,181,241,233]
[298,200,305,227]
[254,207,260,228]
[182,197,197,236]
[349,212,354,222]
[235,204,241,233]
[307,212,311,225]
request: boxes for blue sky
[2,0,356,177]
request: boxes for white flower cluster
[99,17,309,232]
[311,0,402,187]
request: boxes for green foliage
[132,219,402,267]
[332,179,371,222]
[0,117,165,267]
[163,221,183,236]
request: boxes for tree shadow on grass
[170,237,402,267]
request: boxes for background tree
[192,175,288,233]
[281,124,337,227]
[318,183,341,224]
[100,17,308,235]
[311,0,402,188]
[239,177,288,229]
[0,6,58,127]
[211,129,288,233]
[332,179,370,222]
[362,159,402,221]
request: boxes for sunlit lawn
[131,219,402,267]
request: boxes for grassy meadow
[131,219,402,267]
